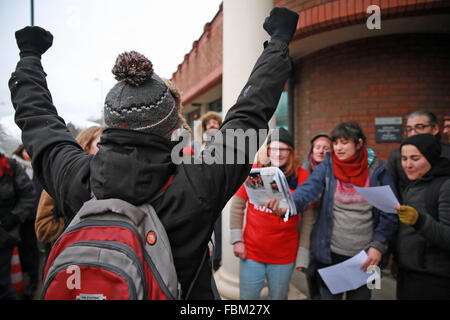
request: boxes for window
[209,98,222,115]
[275,91,288,130]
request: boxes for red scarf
[0,154,13,178]
[332,148,369,187]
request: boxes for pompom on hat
[104,51,183,138]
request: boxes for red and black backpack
[41,197,180,300]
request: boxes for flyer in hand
[244,167,297,222]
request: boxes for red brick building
[172,0,450,161]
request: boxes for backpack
[40,197,181,300]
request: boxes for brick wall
[171,7,223,104]
[294,33,450,161]
[273,0,450,39]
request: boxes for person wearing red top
[229,128,310,300]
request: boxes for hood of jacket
[421,157,450,181]
[89,128,177,205]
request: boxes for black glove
[15,26,53,59]
[0,214,21,231]
[263,7,299,45]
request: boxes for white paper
[353,185,399,214]
[317,251,371,295]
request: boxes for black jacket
[394,158,450,279]
[9,40,292,299]
[0,157,36,247]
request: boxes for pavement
[289,268,397,300]
[33,249,397,300]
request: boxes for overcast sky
[0,0,223,125]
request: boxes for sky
[0,0,223,138]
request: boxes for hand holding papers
[318,250,380,295]
[353,185,399,214]
[244,167,296,222]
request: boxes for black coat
[9,40,292,299]
[0,157,36,247]
[394,158,450,280]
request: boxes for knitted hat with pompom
[104,51,182,138]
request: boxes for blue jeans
[239,258,294,300]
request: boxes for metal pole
[30,0,34,26]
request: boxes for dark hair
[330,122,366,146]
[406,110,438,127]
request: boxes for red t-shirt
[236,167,310,264]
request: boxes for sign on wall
[375,117,402,143]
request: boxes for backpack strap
[425,175,449,221]
[184,247,209,300]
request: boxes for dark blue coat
[292,153,399,265]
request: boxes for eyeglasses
[404,124,432,135]
[268,147,290,155]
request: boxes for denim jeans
[239,258,294,300]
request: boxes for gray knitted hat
[104,51,181,138]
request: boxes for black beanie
[401,134,441,166]
[267,127,294,148]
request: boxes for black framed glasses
[404,124,432,135]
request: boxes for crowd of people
[265,113,450,300]
[0,6,449,301]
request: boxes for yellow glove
[396,205,419,226]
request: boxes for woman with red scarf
[267,122,399,300]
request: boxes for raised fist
[15,26,53,58]
[263,7,299,45]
